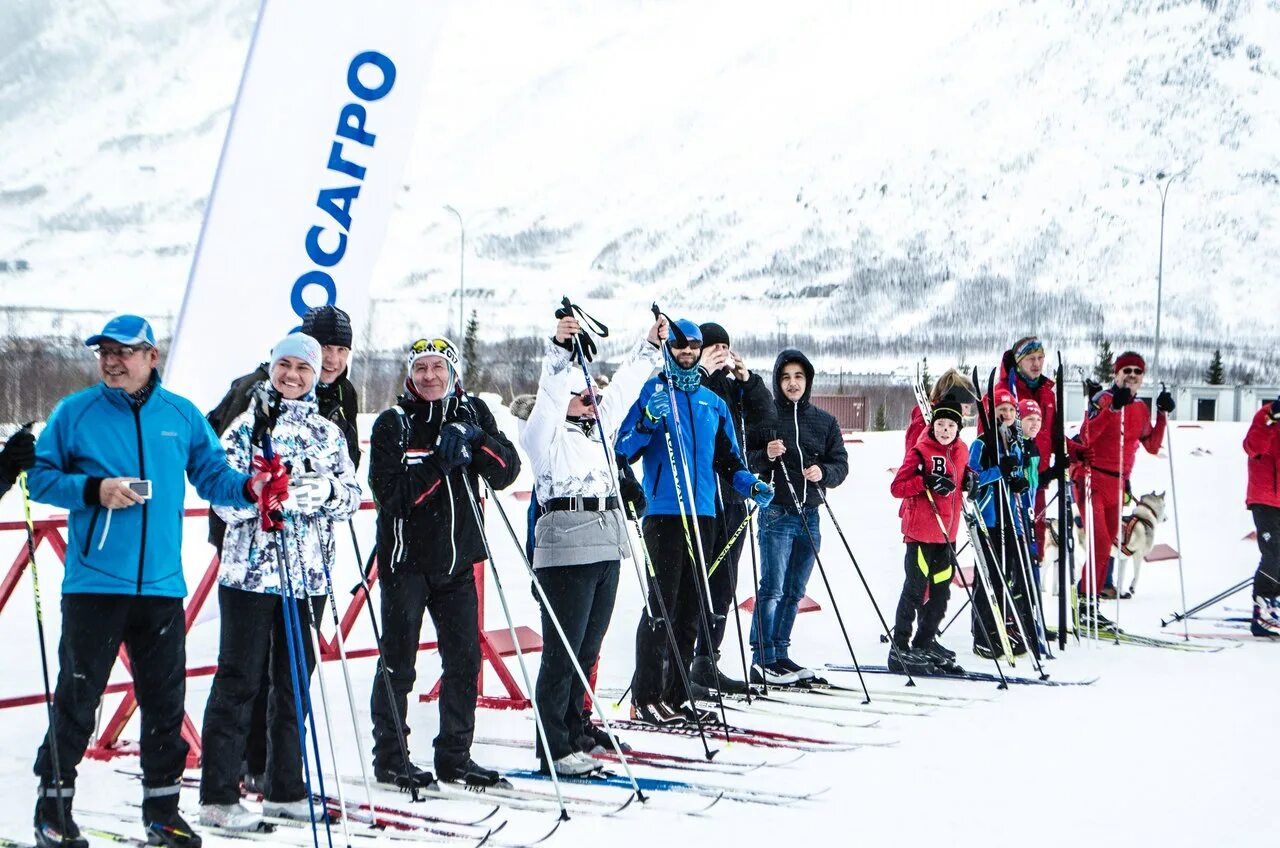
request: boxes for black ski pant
[34,594,188,792]
[971,523,1037,657]
[1253,504,1280,597]
[533,561,619,763]
[693,501,749,660]
[370,562,480,774]
[200,586,325,805]
[632,515,715,706]
[892,542,953,651]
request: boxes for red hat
[1114,351,1146,372]
[1018,399,1042,419]
[994,388,1016,409]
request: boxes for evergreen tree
[462,309,486,391]
[873,402,888,431]
[1093,339,1114,383]
[920,357,933,398]
[1204,349,1226,385]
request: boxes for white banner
[166,0,446,412]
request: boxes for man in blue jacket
[616,320,772,725]
[26,315,274,848]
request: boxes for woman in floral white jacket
[199,333,361,831]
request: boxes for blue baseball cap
[84,314,156,348]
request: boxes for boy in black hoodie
[747,350,848,685]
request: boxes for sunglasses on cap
[1119,367,1144,375]
[409,337,460,366]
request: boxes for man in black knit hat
[202,303,362,791]
[690,322,773,694]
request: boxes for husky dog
[1113,491,1167,597]
[1041,493,1167,599]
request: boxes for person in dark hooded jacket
[366,336,520,789]
[746,349,848,685]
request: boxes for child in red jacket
[889,401,973,675]
[1244,397,1280,637]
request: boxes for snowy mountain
[4,0,1280,379]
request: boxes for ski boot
[34,782,88,848]
[918,643,966,675]
[437,758,512,790]
[1252,597,1280,638]
[577,711,632,755]
[749,662,800,686]
[671,701,720,726]
[887,646,937,676]
[373,762,437,791]
[240,773,265,795]
[776,657,826,685]
[631,701,683,726]
[690,655,753,695]
[142,792,203,848]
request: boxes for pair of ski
[824,662,1099,687]
[501,767,825,808]
[1044,625,1225,652]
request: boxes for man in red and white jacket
[1072,350,1173,620]
[1244,397,1280,636]
[889,400,974,675]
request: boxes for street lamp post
[1124,163,1193,638]
[443,204,465,341]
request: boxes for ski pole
[19,465,72,840]
[1113,407,1125,643]
[1160,577,1252,627]
[810,482,917,689]
[924,490,1008,688]
[960,500,1015,663]
[745,503,769,697]
[456,476,568,818]
[773,462,873,701]
[474,475,662,786]
[1161,402,1191,640]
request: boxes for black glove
[1156,389,1175,414]
[1272,398,1280,420]
[1008,476,1029,494]
[619,474,647,518]
[924,472,956,496]
[1111,385,1133,408]
[965,472,979,500]
[435,424,474,471]
[1083,378,1102,399]
[999,455,1018,476]
[0,429,36,484]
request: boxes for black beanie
[699,322,730,349]
[301,305,353,348]
[932,401,963,429]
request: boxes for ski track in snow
[0,415,1275,847]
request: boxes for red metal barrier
[0,501,541,767]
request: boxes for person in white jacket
[198,333,361,830]
[520,312,666,776]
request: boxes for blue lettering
[317,185,360,231]
[291,271,337,318]
[305,226,348,267]
[347,51,396,102]
[337,104,376,147]
[327,141,367,180]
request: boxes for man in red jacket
[999,337,1056,568]
[1073,351,1174,623]
[1244,397,1280,637]
[889,400,973,675]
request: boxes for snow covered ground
[0,411,1274,847]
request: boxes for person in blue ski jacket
[25,314,276,848]
[615,319,772,725]
[967,388,1038,660]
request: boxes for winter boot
[374,762,437,791]
[262,799,321,821]
[973,641,1002,660]
[1252,597,1280,638]
[142,790,203,848]
[551,752,601,777]
[671,701,720,726]
[437,758,511,790]
[920,639,956,660]
[34,782,88,848]
[577,714,632,755]
[198,803,262,832]
[887,646,937,675]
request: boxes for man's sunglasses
[1119,367,1144,375]
[572,391,597,407]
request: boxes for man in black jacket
[747,349,848,685]
[690,323,773,694]
[202,304,361,791]
[367,337,521,789]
